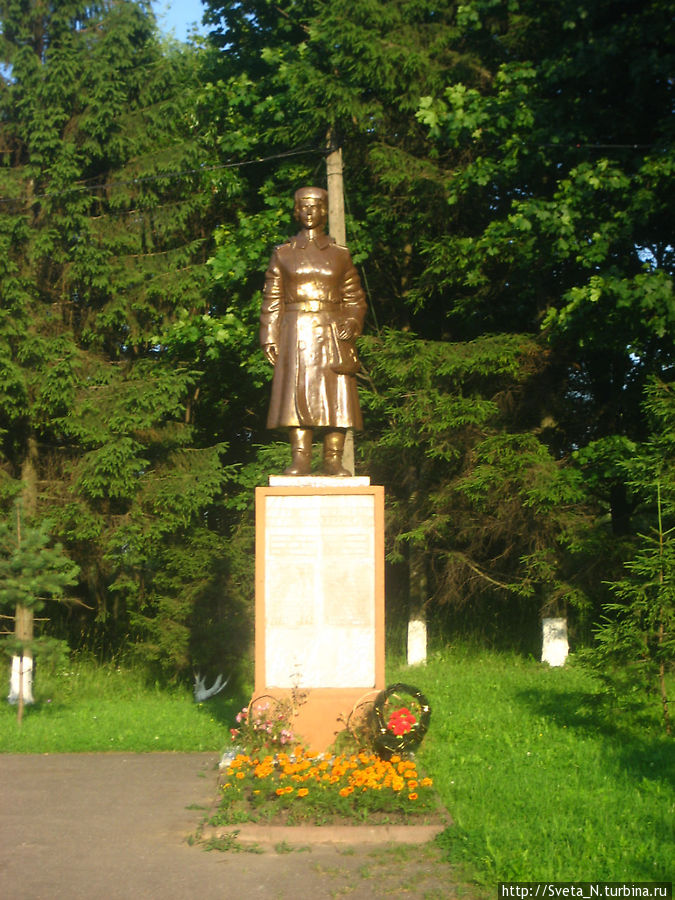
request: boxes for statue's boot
[322,430,351,476]
[284,427,313,475]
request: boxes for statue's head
[294,186,328,231]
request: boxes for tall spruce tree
[0,0,240,676]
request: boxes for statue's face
[295,195,327,231]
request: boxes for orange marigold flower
[297,788,309,797]
[420,777,433,787]
[408,792,418,801]
[408,780,419,790]
[235,771,246,780]
[339,786,354,797]
[275,787,285,796]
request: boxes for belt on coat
[284,301,339,312]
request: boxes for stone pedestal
[255,478,385,749]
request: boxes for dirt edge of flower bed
[199,818,452,846]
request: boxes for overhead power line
[0,145,326,205]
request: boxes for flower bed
[212,748,442,827]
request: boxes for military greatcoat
[260,229,366,430]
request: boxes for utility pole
[325,132,355,475]
[326,141,346,246]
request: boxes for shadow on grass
[194,687,251,729]
[513,683,675,791]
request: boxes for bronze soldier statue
[260,186,366,476]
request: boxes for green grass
[0,657,244,753]
[1,646,673,887]
[391,645,675,885]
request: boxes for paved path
[0,753,466,899]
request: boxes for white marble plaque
[264,493,376,688]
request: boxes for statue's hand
[336,323,354,341]
[263,343,278,365]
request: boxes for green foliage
[0,503,78,671]
[600,534,675,674]
[409,4,675,621]
[413,0,674,471]
[582,484,675,733]
[574,381,675,731]
[196,0,674,646]
[199,0,484,334]
[0,506,79,617]
[357,329,590,627]
[0,0,241,676]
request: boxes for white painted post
[407,614,427,666]
[8,654,34,705]
[541,617,569,667]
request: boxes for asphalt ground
[0,752,467,899]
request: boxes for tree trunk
[12,435,38,711]
[610,481,631,535]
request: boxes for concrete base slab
[201,820,450,846]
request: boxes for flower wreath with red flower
[373,683,431,757]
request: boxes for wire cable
[0,144,326,205]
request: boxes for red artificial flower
[386,706,417,736]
